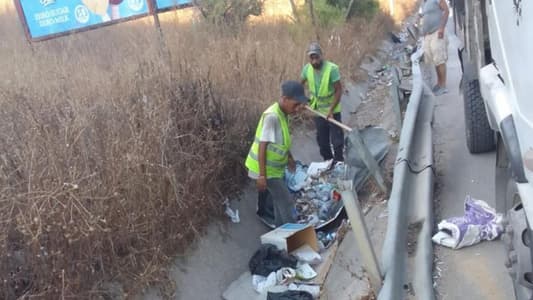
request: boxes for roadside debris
[291,244,322,265]
[316,231,337,250]
[224,199,240,223]
[249,244,298,277]
[266,290,314,300]
[255,127,390,230]
[432,195,504,249]
[230,222,348,300]
[289,162,345,228]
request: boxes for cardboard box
[260,223,318,253]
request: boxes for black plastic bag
[267,290,314,300]
[249,244,297,276]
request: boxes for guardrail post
[390,67,403,131]
[339,179,382,291]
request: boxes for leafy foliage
[195,0,264,27]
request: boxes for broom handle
[304,106,353,132]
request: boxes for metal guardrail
[377,48,436,300]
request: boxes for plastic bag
[267,290,314,300]
[285,162,309,192]
[432,195,504,249]
[290,244,322,265]
[249,244,298,276]
[252,272,277,294]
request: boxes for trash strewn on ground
[249,244,298,277]
[291,244,322,265]
[266,290,315,300]
[249,243,322,299]
[224,198,240,223]
[234,221,349,300]
[432,195,504,249]
[257,127,391,230]
[316,231,337,250]
[287,161,346,228]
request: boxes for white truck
[453,0,533,298]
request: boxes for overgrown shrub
[297,0,379,28]
[351,0,379,18]
[314,0,344,27]
[0,0,417,298]
[0,66,258,299]
[195,0,264,27]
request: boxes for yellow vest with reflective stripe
[306,61,341,114]
[245,103,291,179]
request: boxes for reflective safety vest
[245,103,291,179]
[306,61,341,114]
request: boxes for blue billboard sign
[155,0,193,11]
[16,0,150,40]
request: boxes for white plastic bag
[432,196,504,249]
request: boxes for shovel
[304,105,388,194]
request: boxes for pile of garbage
[255,127,391,229]
[285,160,346,229]
[248,244,323,299]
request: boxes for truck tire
[462,67,496,153]
[502,177,533,300]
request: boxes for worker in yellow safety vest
[245,80,308,227]
[301,42,344,162]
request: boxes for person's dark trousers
[257,178,296,227]
[314,112,344,162]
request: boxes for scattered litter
[291,244,322,265]
[267,290,314,300]
[260,223,318,253]
[283,161,346,228]
[257,127,391,229]
[223,199,240,223]
[287,284,320,298]
[248,242,322,298]
[285,162,310,192]
[306,160,333,178]
[316,231,336,250]
[249,244,298,277]
[432,195,504,249]
[276,267,297,285]
[252,272,277,294]
[295,263,317,281]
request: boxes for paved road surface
[432,25,514,300]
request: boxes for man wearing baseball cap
[245,80,309,227]
[301,42,344,163]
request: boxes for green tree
[195,0,264,27]
[325,0,379,19]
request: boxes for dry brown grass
[0,1,417,299]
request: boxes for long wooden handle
[304,106,353,132]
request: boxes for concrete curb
[377,48,436,300]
